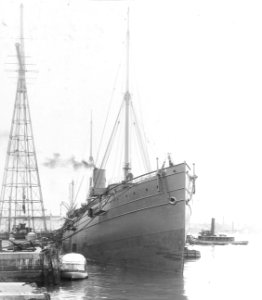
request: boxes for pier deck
[0,282,50,299]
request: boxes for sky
[0,0,262,229]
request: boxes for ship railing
[107,162,188,193]
[127,170,158,184]
[106,170,158,194]
[87,171,159,211]
[87,162,188,209]
[87,170,158,209]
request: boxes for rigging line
[133,122,148,173]
[61,179,138,243]
[99,100,125,171]
[130,102,151,172]
[67,167,161,232]
[99,118,121,178]
[134,106,151,171]
[63,211,89,231]
[68,171,136,233]
[130,101,149,166]
[61,195,113,242]
[60,217,93,242]
[73,175,85,204]
[71,169,87,205]
[133,64,149,158]
[103,108,124,172]
[132,123,145,173]
[95,63,122,165]
[61,198,111,241]
[110,119,124,182]
[64,199,98,228]
[117,123,125,180]
[110,131,120,181]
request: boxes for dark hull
[62,163,192,273]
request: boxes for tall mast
[123,8,131,180]
[89,111,94,166]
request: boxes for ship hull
[62,163,192,273]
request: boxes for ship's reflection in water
[48,234,261,300]
[49,263,186,300]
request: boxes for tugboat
[187,218,248,246]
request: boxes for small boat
[187,234,234,245]
[187,218,248,246]
[60,253,88,280]
[184,247,201,259]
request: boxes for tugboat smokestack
[211,218,215,235]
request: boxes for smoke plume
[43,153,91,170]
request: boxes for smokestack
[211,218,215,235]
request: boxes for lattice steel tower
[0,4,47,233]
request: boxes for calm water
[47,233,261,300]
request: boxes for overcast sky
[0,0,262,228]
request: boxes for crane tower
[0,4,47,233]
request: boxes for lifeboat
[60,253,88,280]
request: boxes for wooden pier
[0,282,50,299]
[0,240,60,284]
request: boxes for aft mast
[88,111,95,198]
[0,4,47,233]
[88,111,95,167]
[123,8,131,180]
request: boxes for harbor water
[47,233,261,300]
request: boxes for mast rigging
[123,8,131,180]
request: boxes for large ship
[61,11,197,273]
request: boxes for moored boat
[60,253,88,280]
[187,218,248,246]
[61,10,197,273]
[187,234,234,245]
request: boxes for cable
[95,63,121,165]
